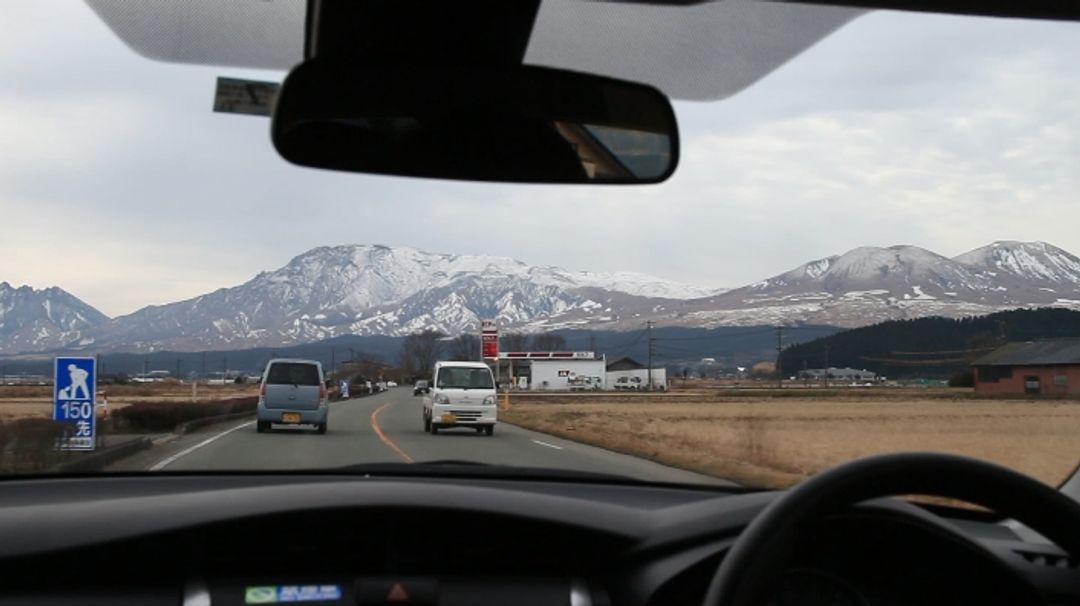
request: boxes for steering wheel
[704,452,1080,606]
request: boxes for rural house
[971,339,1080,395]
[606,357,667,390]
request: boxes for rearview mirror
[271,59,679,184]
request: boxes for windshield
[436,368,494,390]
[3,2,1080,491]
[266,363,320,387]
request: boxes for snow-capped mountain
[668,241,1080,328]
[955,241,1080,286]
[569,271,721,299]
[0,283,108,353]
[28,245,717,353]
[6,241,1080,354]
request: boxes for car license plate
[440,414,457,424]
[281,412,301,424]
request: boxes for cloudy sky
[1,2,1079,317]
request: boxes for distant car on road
[256,358,328,434]
[413,379,430,396]
[386,381,398,388]
[422,361,497,436]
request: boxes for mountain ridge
[4,240,1080,354]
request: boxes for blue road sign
[53,357,96,451]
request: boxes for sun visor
[84,0,304,71]
[84,0,864,101]
[525,0,867,100]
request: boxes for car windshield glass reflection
[267,363,320,386]
[438,369,494,390]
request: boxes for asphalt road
[115,388,728,485]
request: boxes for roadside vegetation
[501,388,1080,489]
[0,383,260,473]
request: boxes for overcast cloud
[1,2,1079,317]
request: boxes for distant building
[797,367,878,383]
[494,352,603,390]
[605,357,667,390]
[972,339,1080,395]
[530,359,607,390]
[132,370,171,383]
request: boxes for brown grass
[501,392,1080,489]
[0,383,258,422]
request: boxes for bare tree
[500,332,529,351]
[341,353,389,382]
[399,330,447,378]
[530,333,567,351]
[448,334,481,361]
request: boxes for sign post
[481,320,499,360]
[53,357,96,451]
[481,319,499,388]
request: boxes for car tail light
[260,382,266,397]
[320,383,327,400]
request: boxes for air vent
[1015,550,1080,571]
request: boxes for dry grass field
[0,383,258,422]
[501,389,1080,489]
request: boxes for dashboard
[0,473,1078,605]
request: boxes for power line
[652,326,778,342]
[888,347,997,355]
[859,356,974,366]
[652,343,720,356]
[604,328,646,349]
[605,331,647,359]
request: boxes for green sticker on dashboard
[245,586,279,604]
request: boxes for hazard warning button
[357,579,437,606]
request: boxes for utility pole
[647,321,655,390]
[142,358,149,379]
[823,343,829,388]
[775,326,784,388]
[223,356,228,384]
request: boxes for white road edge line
[531,439,563,450]
[149,421,256,471]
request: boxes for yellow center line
[371,401,415,463]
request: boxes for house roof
[972,339,1080,367]
[606,356,645,371]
